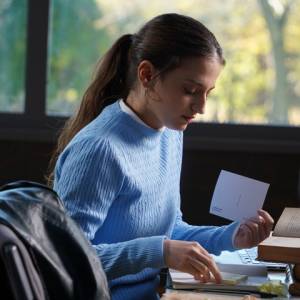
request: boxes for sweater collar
[119,99,165,132]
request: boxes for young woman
[49,13,274,300]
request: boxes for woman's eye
[184,88,196,95]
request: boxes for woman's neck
[125,89,164,130]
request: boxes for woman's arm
[93,236,165,280]
[171,209,239,255]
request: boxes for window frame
[1,0,300,154]
[0,0,56,142]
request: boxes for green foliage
[0,0,27,112]
[1,0,300,125]
[47,0,110,114]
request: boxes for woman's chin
[167,123,189,131]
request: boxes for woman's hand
[163,239,222,283]
[234,209,274,249]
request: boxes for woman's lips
[182,115,195,123]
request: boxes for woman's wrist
[163,239,171,266]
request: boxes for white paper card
[210,170,269,221]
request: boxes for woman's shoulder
[66,133,116,158]
[68,102,124,143]
[56,135,121,176]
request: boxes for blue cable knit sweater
[54,100,238,300]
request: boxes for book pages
[273,207,300,238]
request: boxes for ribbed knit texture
[54,101,239,300]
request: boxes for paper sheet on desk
[169,268,270,292]
[210,170,269,221]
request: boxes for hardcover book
[258,207,300,264]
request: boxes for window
[0,0,27,113]
[47,0,110,115]
[47,0,300,126]
[1,0,300,152]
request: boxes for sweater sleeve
[171,209,239,255]
[54,138,166,280]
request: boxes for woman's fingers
[258,209,274,234]
[251,216,267,241]
[189,258,211,282]
[187,242,222,283]
[164,240,222,284]
[242,220,259,245]
[239,210,273,247]
[247,210,274,242]
[234,210,274,248]
[191,250,222,283]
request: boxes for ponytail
[47,34,133,186]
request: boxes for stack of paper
[169,269,270,293]
[170,269,248,289]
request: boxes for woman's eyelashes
[183,86,214,98]
[183,87,198,95]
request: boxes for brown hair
[47,13,224,186]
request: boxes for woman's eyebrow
[184,79,215,90]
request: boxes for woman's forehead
[167,56,222,84]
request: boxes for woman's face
[148,56,222,130]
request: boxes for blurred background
[2,0,300,125]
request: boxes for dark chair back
[0,224,46,300]
[0,181,110,300]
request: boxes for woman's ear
[138,60,162,102]
[137,60,156,88]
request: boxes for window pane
[0,0,27,113]
[47,0,300,127]
[47,0,109,115]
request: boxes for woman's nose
[192,94,206,114]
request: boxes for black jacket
[0,181,110,300]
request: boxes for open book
[257,207,300,264]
